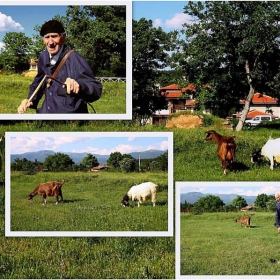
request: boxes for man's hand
[277,227,280,233]
[18,99,33,114]
[63,78,80,94]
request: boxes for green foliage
[119,157,137,172]
[59,6,126,76]
[106,151,123,169]
[0,32,31,72]
[232,195,248,209]
[44,153,74,171]
[194,195,225,212]
[255,193,270,209]
[178,1,280,125]
[81,153,99,169]
[133,18,177,124]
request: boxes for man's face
[43,33,65,55]
[276,194,280,202]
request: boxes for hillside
[180,191,257,205]
[11,149,167,165]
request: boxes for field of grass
[174,122,280,181]
[0,74,126,114]
[10,171,168,232]
[180,212,280,275]
[1,113,280,278]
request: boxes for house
[160,83,197,114]
[29,59,38,71]
[241,205,256,212]
[238,93,280,118]
[90,165,110,172]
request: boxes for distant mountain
[180,191,257,205]
[11,149,167,165]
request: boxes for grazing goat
[121,181,158,207]
[235,216,251,228]
[28,180,65,205]
[205,130,236,175]
[250,137,280,170]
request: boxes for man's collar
[49,45,64,65]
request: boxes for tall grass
[181,212,279,275]
[0,74,126,114]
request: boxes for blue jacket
[275,202,280,228]
[28,45,102,113]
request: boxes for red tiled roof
[240,93,278,104]
[160,84,196,98]
[236,109,277,119]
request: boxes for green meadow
[181,212,280,275]
[10,171,168,232]
[0,74,126,114]
[1,110,280,278]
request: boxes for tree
[133,18,177,125]
[0,32,32,71]
[44,153,74,171]
[81,153,99,169]
[266,195,277,212]
[232,195,248,210]
[255,193,270,209]
[179,2,280,130]
[57,5,126,76]
[106,151,123,169]
[119,158,137,172]
[194,195,225,212]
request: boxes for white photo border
[175,181,280,280]
[5,131,173,237]
[0,1,132,120]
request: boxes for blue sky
[177,182,280,197]
[133,1,189,31]
[10,134,169,155]
[0,6,68,48]
[0,2,188,49]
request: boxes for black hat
[40,20,65,37]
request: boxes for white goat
[251,138,280,170]
[121,182,158,207]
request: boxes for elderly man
[18,19,102,114]
[275,191,280,233]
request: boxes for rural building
[90,165,110,172]
[237,93,280,119]
[29,59,38,71]
[150,83,280,124]
[150,83,198,124]
[240,205,256,212]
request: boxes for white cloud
[0,13,24,32]
[153,18,163,28]
[166,13,193,28]
[154,13,194,30]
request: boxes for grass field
[180,212,280,275]
[0,74,126,114]
[1,113,280,278]
[174,122,280,181]
[10,171,168,232]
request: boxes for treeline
[181,194,276,214]
[11,151,168,173]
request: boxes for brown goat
[28,180,65,205]
[235,216,251,228]
[205,130,236,175]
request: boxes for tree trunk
[235,60,255,131]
